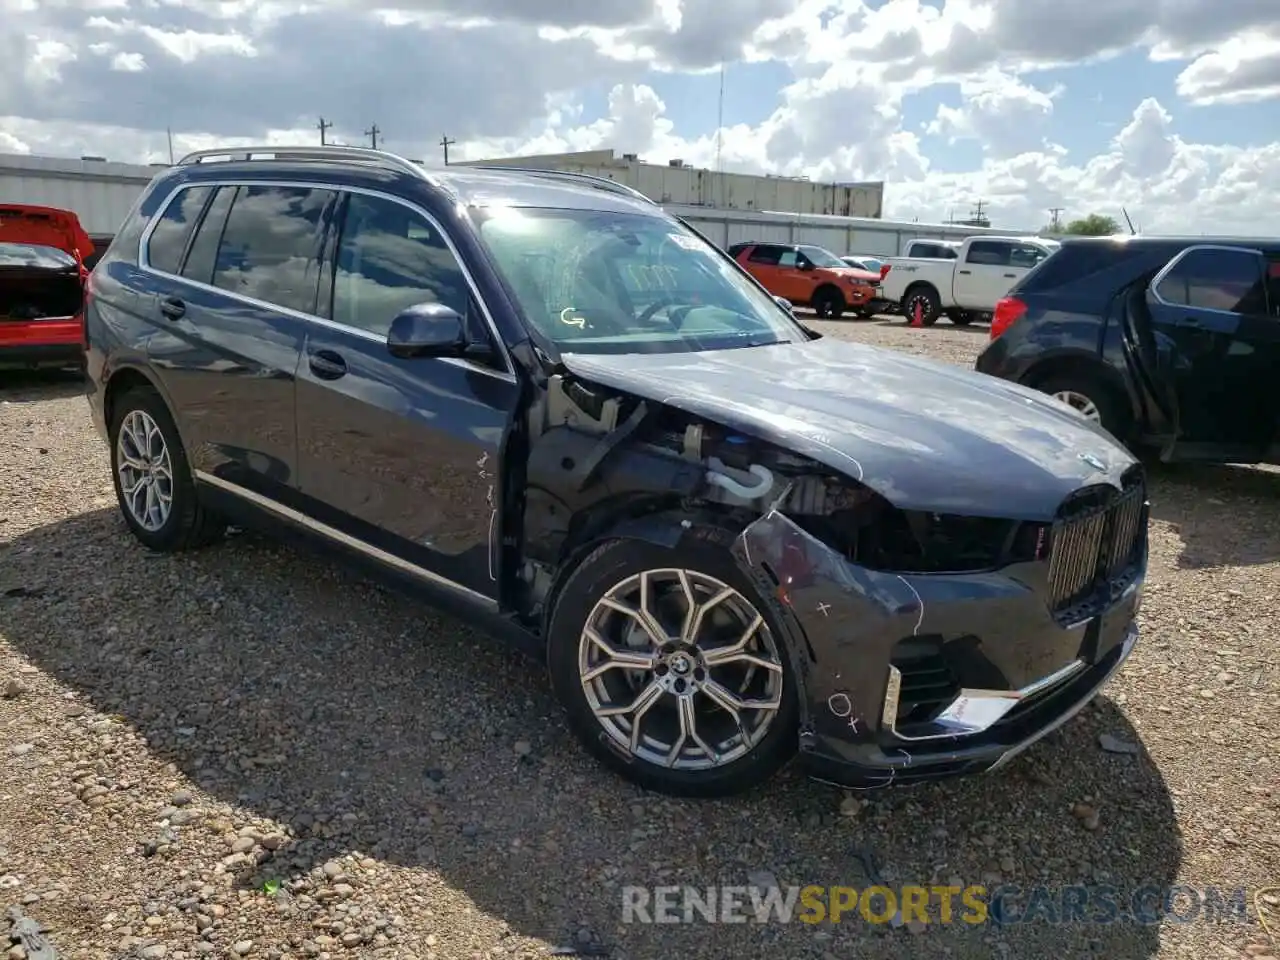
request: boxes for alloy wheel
[1051,389,1101,422]
[578,568,784,771]
[116,409,175,531]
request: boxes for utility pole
[439,134,456,165]
[971,199,987,222]
[365,124,381,149]
[317,117,333,146]
[1048,207,1064,231]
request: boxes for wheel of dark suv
[812,287,846,319]
[547,533,799,798]
[108,386,224,551]
[901,286,941,326]
[1035,374,1126,440]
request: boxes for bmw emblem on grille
[1079,452,1106,471]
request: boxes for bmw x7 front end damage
[517,354,1148,791]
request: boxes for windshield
[798,245,847,269]
[476,207,809,355]
[0,242,77,269]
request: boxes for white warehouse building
[0,148,1042,259]
[454,148,886,217]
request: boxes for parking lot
[1,317,1276,960]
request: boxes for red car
[0,204,94,371]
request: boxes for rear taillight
[879,264,891,279]
[990,297,1026,340]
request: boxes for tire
[901,286,941,326]
[812,287,846,319]
[108,386,224,551]
[949,311,975,326]
[546,531,800,798]
[1034,374,1127,441]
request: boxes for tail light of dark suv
[990,297,1026,340]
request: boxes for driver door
[1144,244,1280,460]
[294,190,519,600]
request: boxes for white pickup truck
[880,235,1060,326]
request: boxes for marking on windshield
[559,306,586,328]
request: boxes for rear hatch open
[0,205,93,323]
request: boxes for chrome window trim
[137,178,517,383]
[194,470,498,612]
[1148,243,1266,318]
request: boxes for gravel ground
[0,320,1276,960]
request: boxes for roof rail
[468,165,657,206]
[174,145,429,182]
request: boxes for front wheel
[108,386,224,551]
[547,534,799,797]
[812,288,846,319]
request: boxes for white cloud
[2,0,1280,235]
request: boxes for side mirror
[773,295,795,314]
[387,302,467,359]
[797,260,815,271]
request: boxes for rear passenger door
[142,182,337,499]
[294,190,519,602]
[1145,244,1280,455]
[954,240,1018,308]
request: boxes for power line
[439,134,457,165]
[365,123,381,149]
[317,117,333,146]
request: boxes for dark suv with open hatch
[85,146,1148,797]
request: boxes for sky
[3,0,1280,234]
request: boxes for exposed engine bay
[515,373,1046,623]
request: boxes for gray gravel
[1,326,1277,960]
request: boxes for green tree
[1058,213,1121,236]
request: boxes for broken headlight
[788,480,1049,574]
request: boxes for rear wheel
[108,386,224,551]
[547,535,799,797]
[901,286,941,326]
[812,287,846,319]
[1035,374,1126,441]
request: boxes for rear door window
[966,241,1013,266]
[146,185,214,275]
[747,245,783,265]
[211,185,338,315]
[1152,247,1267,315]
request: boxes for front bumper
[732,510,1145,789]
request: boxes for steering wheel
[636,297,679,326]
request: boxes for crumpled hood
[0,205,94,263]
[561,337,1137,519]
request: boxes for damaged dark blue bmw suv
[84,146,1148,797]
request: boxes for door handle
[159,296,185,320]
[958,269,971,275]
[308,349,347,381]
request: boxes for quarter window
[1153,247,1267,315]
[211,185,337,315]
[330,193,470,337]
[146,186,213,274]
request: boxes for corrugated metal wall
[0,154,159,235]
